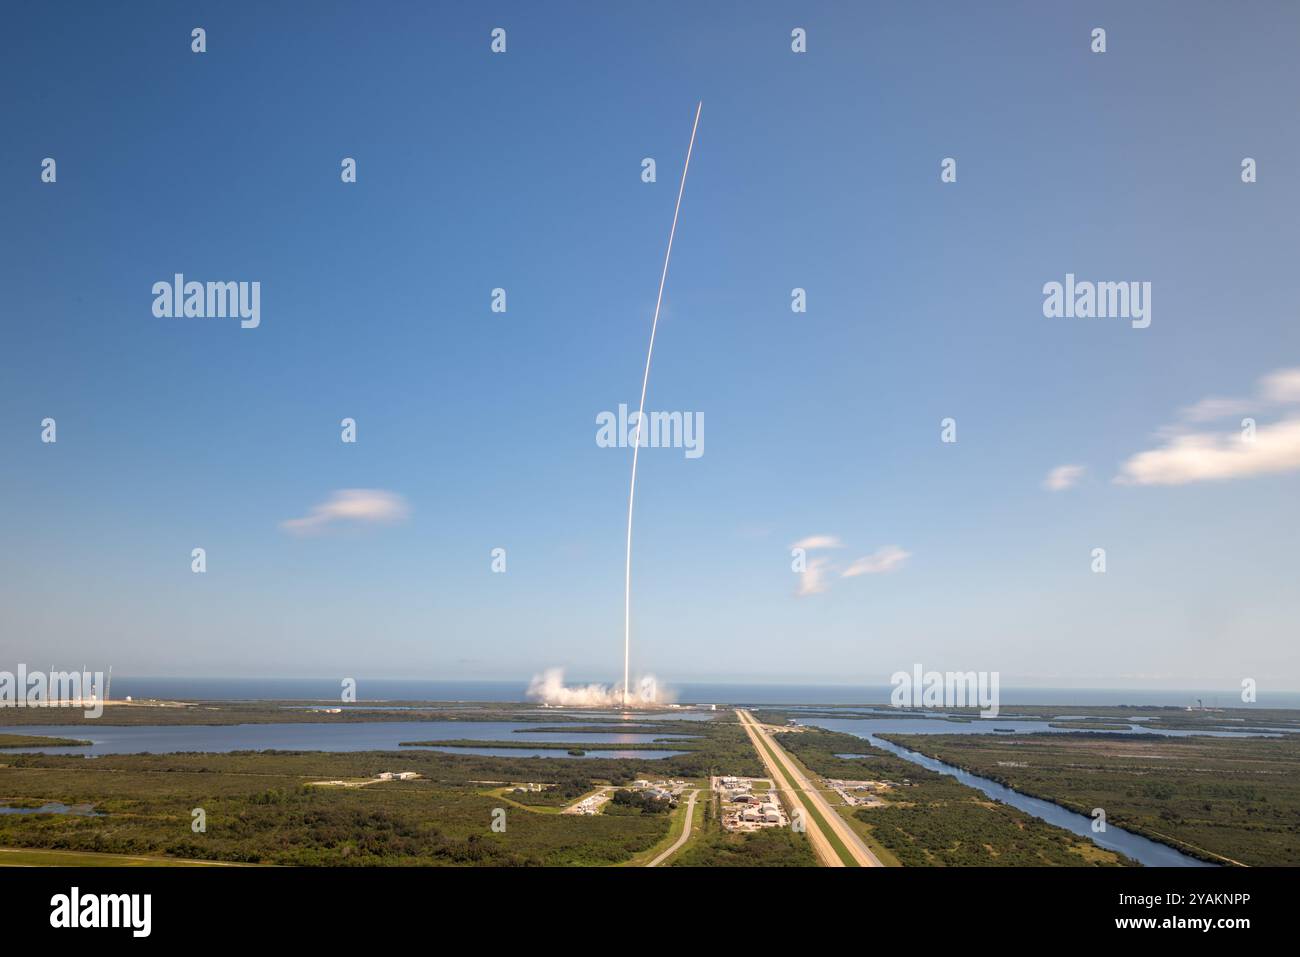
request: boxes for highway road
[648,788,699,867]
[737,709,883,867]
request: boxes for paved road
[737,710,843,866]
[737,709,883,868]
[648,789,699,867]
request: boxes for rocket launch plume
[622,102,702,707]
[530,105,700,711]
[526,669,674,708]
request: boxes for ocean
[103,677,1300,709]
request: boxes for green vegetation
[0,750,670,865]
[831,804,902,867]
[27,701,1281,868]
[0,734,90,749]
[609,789,672,814]
[0,712,772,866]
[494,783,584,808]
[776,727,1133,867]
[887,732,1300,866]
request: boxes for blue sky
[2,1,1298,691]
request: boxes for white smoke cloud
[526,668,674,708]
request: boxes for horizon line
[81,674,1300,696]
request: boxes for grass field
[0,847,240,867]
[0,734,90,749]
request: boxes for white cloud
[1116,366,1300,486]
[281,489,410,534]
[842,545,911,577]
[1043,464,1086,491]
[1115,415,1300,486]
[796,557,833,597]
[791,534,843,550]
[792,534,910,595]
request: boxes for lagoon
[1,721,693,758]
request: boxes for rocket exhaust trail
[623,102,702,708]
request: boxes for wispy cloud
[1117,367,1300,486]
[1179,395,1254,424]
[792,535,909,595]
[796,557,833,596]
[791,534,844,550]
[791,535,840,597]
[1261,368,1300,404]
[1176,365,1300,423]
[1043,464,1085,491]
[842,545,911,577]
[281,489,411,534]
